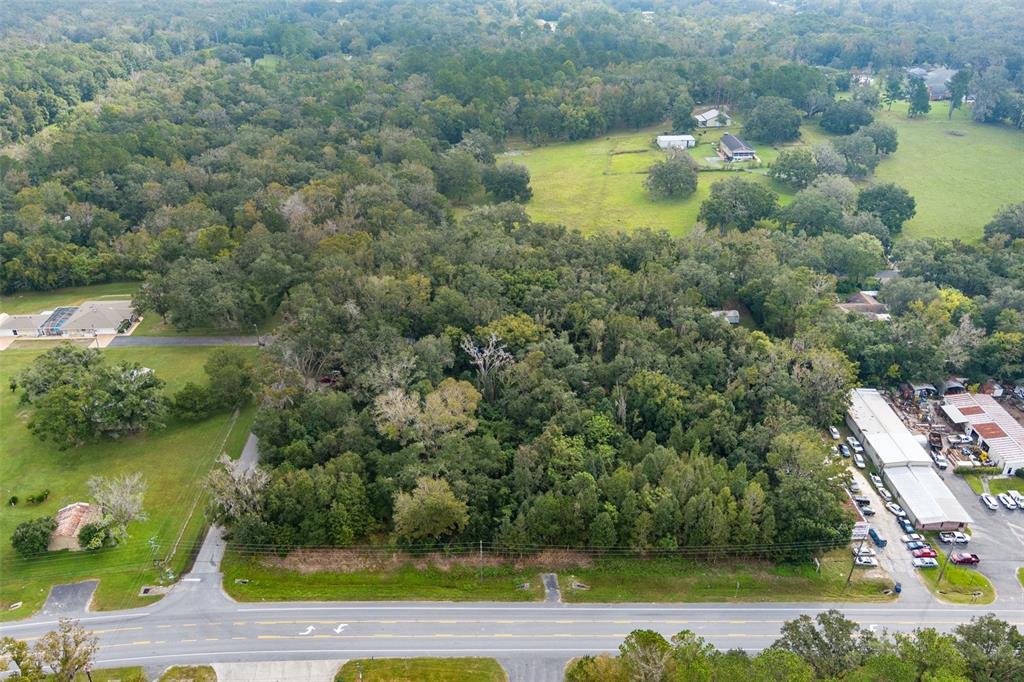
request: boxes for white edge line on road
[0,613,151,631]
[99,647,771,664]
[236,606,1023,615]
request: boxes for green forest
[1,0,1023,574]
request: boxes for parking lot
[847,465,932,603]
[943,473,1024,605]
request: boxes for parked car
[852,546,876,557]
[912,548,937,558]
[938,531,969,544]
[870,474,884,488]
[912,557,939,568]
[848,481,861,494]
[1008,490,1024,507]
[853,453,866,469]
[839,444,851,457]
[855,556,879,567]
[862,506,876,516]
[846,436,859,449]
[829,426,841,440]
[878,488,894,503]
[900,533,924,543]
[898,517,915,534]
[980,494,998,511]
[931,452,949,470]
[950,552,980,565]
[886,502,907,517]
[905,541,928,550]
[954,434,973,444]
[997,493,1018,510]
[853,496,872,507]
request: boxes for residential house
[718,133,756,161]
[836,291,891,321]
[695,108,731,128]
[49,503,101,552]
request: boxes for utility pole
[845,535,868,588]
[479,539,483,581]
[935,545,952,588]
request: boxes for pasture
[0,345,255,621]
[515,104,1022,241]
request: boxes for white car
[997,493,1018,510]
[938,531,969,544]
[829,426,841,440]
[870,474,884,488]
[846,436,861,450]
[980,494,998,511]
[853,453,866,469]
[955,434,973,444]
[912,557,939,568]
[900,533,924,543]
[1008,490,1024,507]
[855,556,879,567]
[931,453,949,470]
[852,546,876,557]
[878,488,894,503]
[886,502,907,517]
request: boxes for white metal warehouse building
[944,393,1024,476]
[882,465,973,531]
[846,388,971,531]
[846,388,933,468]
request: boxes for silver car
[980,494,998,511]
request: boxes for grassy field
[873,101,1023,240]
[515,103,1022,240]
[959,473,1022,496]
[0,345,257,621]
[918,532,995,604]
[512,125,795,237]
[0,281,275,337]
[222,551,544,602]
[0,282,137,315]
[159,666,217,682]
[335,658,507,682]
[560,551,895,603]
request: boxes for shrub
[8,496,17,506]
[171,382,216,421]
[78,522,108,550]
[11,516,57,558]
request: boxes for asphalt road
[3,437,1021,678]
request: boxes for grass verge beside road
[918,560,994,604]
[222,550,544,602]
[0,346,257,621]
[335,658,507,682]
[560,551,895,603]
[75,668,147,682]
[159,666,217,681]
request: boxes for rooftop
[720,133,754,153]
[696,108,728,122]
[64,300,136,331]
[847,388,933,468]
[945,393,1024,467]
[883,465,973,527]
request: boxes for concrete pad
[91,333,117,349]
[0,336,16,351]
[212,660,346,682]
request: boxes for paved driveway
[944,474,1024,606]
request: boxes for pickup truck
[950,552,980,565]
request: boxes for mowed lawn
[513,125,795,237]
[516,105,1022,240]
[0,345,256,621]
[873,101,1023,240]
[335,658,507,682]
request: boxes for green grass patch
[76,668,147,682]
[514,124,795,237]
[917,533,995,605]
[159,665,217,682]
[0,282,137,315]
[221,550,544,602]
[960,473,986,494]
[335,658,507,682]
[560,551,895,603]
[0,346,257,621]
[1018,567,1024,589]
[987,478,1022,496]
[872,101,1023,241]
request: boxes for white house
[0,300,138,338]
[655,134,696,150]
[695,108,731,128]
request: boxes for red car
[950,552,980,565]
[912,548,937,558]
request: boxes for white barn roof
[847,388,933,468]
[883,465,973,527]
[656,135,695,149]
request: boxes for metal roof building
[882,465,973,531]
[846,388,933,468]
[944,393,1024,476]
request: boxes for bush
[171,382,216,421]
[11,516,57,558]
[8,496,17,506]
[78,522,108,550]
